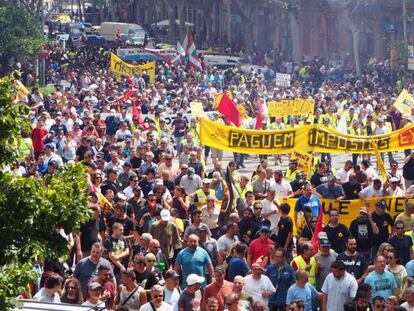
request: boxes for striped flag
[14,80,29,103]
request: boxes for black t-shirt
[349,219,373,252]
[104,236,129,274]
[178,290,195,311]
[388,235,413,265]
[371,212,394,248]
[342,182,362,200]
[79,218,103,251]
[337,252,368,279]
[311,172,327,187]
[277,216,293,249]
[300,226,313,240]
[323,223,351,254]
[134,269,158,289]
[130,156,143,169]
[172,119,187,137]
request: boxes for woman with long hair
[172,185,190,220]
[61,277,83,304]
[385,249,408,296]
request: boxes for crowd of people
[7,39,414,311]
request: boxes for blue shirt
[175,246,212,289]
[228,256,249,281]
[365,270,396,301]
[266,263,295,306]
[286,283,318,311]
[294,195,321,217]
[406,260,414,277]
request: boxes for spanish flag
[14,80,29,104]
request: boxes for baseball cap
[89,282,103,290]
[160,209,171,222]
[376,199,387,209]
[259,225,271,233]
[196,223,209,232]
[165,270,179,279]
[390,177,399,183]
[214,266,225,274]
[187,274,205,286]
[45,143,55,150]
[318,232,328,239]
[251,262,266,271]
[123,162,132,168]
[360,207,368,214]
[319,239,331,247]
[203,178,212,184]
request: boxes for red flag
[255,96,265,129]
[311,206,324,254]
[217,94,242,127]
[132,99,148,130]
[115,90,136,103]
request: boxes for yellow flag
[14,80,29,103]
[394,89,414,117]
[370,137,388,182]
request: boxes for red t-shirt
[31,127,48,153]
[203,280,233,311]
[248,238,274,264]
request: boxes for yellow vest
[195,189,216,205]
[291,255,317,286]
[285,168,297,182]
[235,183,253,199]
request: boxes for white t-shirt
[163,287,181,311]
[243,275,275,310]
[336,168,351,184]
[140,301,173,311]
[400,302,414,311]
[321,272,358,311]
[359,185,383,198]
[273,180,293,198]
[217,234,239,253]
[261,198,280,232]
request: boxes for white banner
[275,72,291,87]
[100,112,215,125]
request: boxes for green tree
[0,73,91,310]
[0,7,45,74]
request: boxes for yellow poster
[190,101,205,118]
[110,53,155,83]
[268,99,315,116]
[291,151,313,175]
[282,196,413,235]
[394,89,414,117]
[200,118,414,155]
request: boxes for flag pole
[370,137,388,183]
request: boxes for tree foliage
[0,74,91,310]
[0,6,45,72]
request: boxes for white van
[202,54,241,69]
[99,22,146,45]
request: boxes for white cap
[160,209,171,222]
[186,273,205,286]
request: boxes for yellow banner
[268,99,315,116]
[281,196,413,235]
[394,89,414,117]
[110,53,155,83]
[291,151,313,175]
[200,118,414,155]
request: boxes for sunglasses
[396,227,404,230]
[153,295,164,299]
[254,207,262,210]
[134,261,146,265]
[387,256,394,260]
